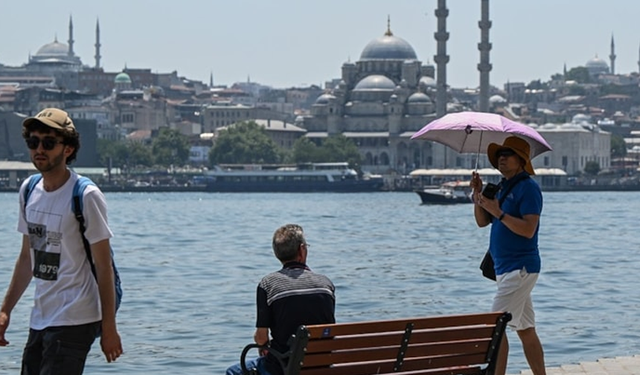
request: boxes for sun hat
[23,108,75,130]
[487,136,535,175]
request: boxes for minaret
[434,0,449,118]
[94,18,102,69]
[609,34,616,75]
[638,43,640,74]
[68,15,74,57]
[210,71,214,87]
[478,0,492,112]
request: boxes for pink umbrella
[411,112,552,164]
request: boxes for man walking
[0,108,123,374]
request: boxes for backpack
[24,174,123,313]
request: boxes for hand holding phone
[482,183,500,199]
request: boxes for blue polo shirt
[489,172,543,275]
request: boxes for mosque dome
[585,56,609,75]
[489,95,507,104]
[360,28,417,61]
[35,38,69,57]
[353,75,396,91]
[407,92,431,103]
[114,72,132,84]
[572,113,591,124]
[315,93,336,104]
[419,76,436,88]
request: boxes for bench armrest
[239,343,290,375]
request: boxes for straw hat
[487,136,535,175]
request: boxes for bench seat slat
[305,326,495,353]
[302,339,490,366]
[300,352,487,375]
[304,312,504,338]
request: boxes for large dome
[360,28,417,61]
[353,75,396,91]
[585,56,609,75]
[36,38,69,57]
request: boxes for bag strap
[72,177,98,279]
[498,173,529,205]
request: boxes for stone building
[298,22,439,174]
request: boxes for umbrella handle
[475,130,484,171]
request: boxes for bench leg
[495,335,508,375]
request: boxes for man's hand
[0,311,10,346]
[100,328,123,362]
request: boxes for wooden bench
[240,311,511,375]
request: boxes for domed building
[585,55,609,77]
[300,21,438,173]
[27,17,83,73]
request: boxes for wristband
[498,212,506,221]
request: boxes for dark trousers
[22,321,101,375]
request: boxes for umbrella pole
[475,130,484,171]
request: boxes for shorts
[492,267,539,331]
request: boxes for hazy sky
[2,1,638,90]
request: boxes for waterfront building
[535,115,611,175]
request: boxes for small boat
[414,181,473,204]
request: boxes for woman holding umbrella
[470,136,547,375]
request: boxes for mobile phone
[482,183,500,199]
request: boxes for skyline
[2,1,639,90]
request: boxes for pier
[511,355,640,375]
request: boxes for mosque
[297,20,441,173]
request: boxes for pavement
[511,355,640,375]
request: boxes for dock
[511,355,640,375]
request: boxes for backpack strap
[72,176,98,278]
[23,174,43,214]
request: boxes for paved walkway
[511,355,640,375]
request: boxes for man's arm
[91,239,123,362]
[499,213,539,239]
[0,235,33,346]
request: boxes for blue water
[0,191,639,374]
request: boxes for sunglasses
[25,137,63,151]
[496,149,516,158]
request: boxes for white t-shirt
[17,171,113,330]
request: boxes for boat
[195,162,384,192]
[414,180,473,204]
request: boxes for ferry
[196,162,384,192]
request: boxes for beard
[32,150,65,173]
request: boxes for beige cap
[23,108,75,130]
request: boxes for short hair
[272,224,305,262]
[22,121,81,165]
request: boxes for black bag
[479,251,496,281]
[478,174,530,281]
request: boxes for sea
[0,190,639,374]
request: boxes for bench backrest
[284,311,511,375]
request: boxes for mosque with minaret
[298,18,440,172]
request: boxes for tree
[565,67,591,84]
[584,160,600,175]
[291,135,362,167]
[96,139,153,169]
[611,134,627,158]
[209,121,282,165]
[152,127,190,166]
[321,135,362,166]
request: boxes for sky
[2,0,639,90]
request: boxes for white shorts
[492,267,539,331]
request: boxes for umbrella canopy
[411,111,552,158]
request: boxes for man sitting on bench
[225,224,336,375]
